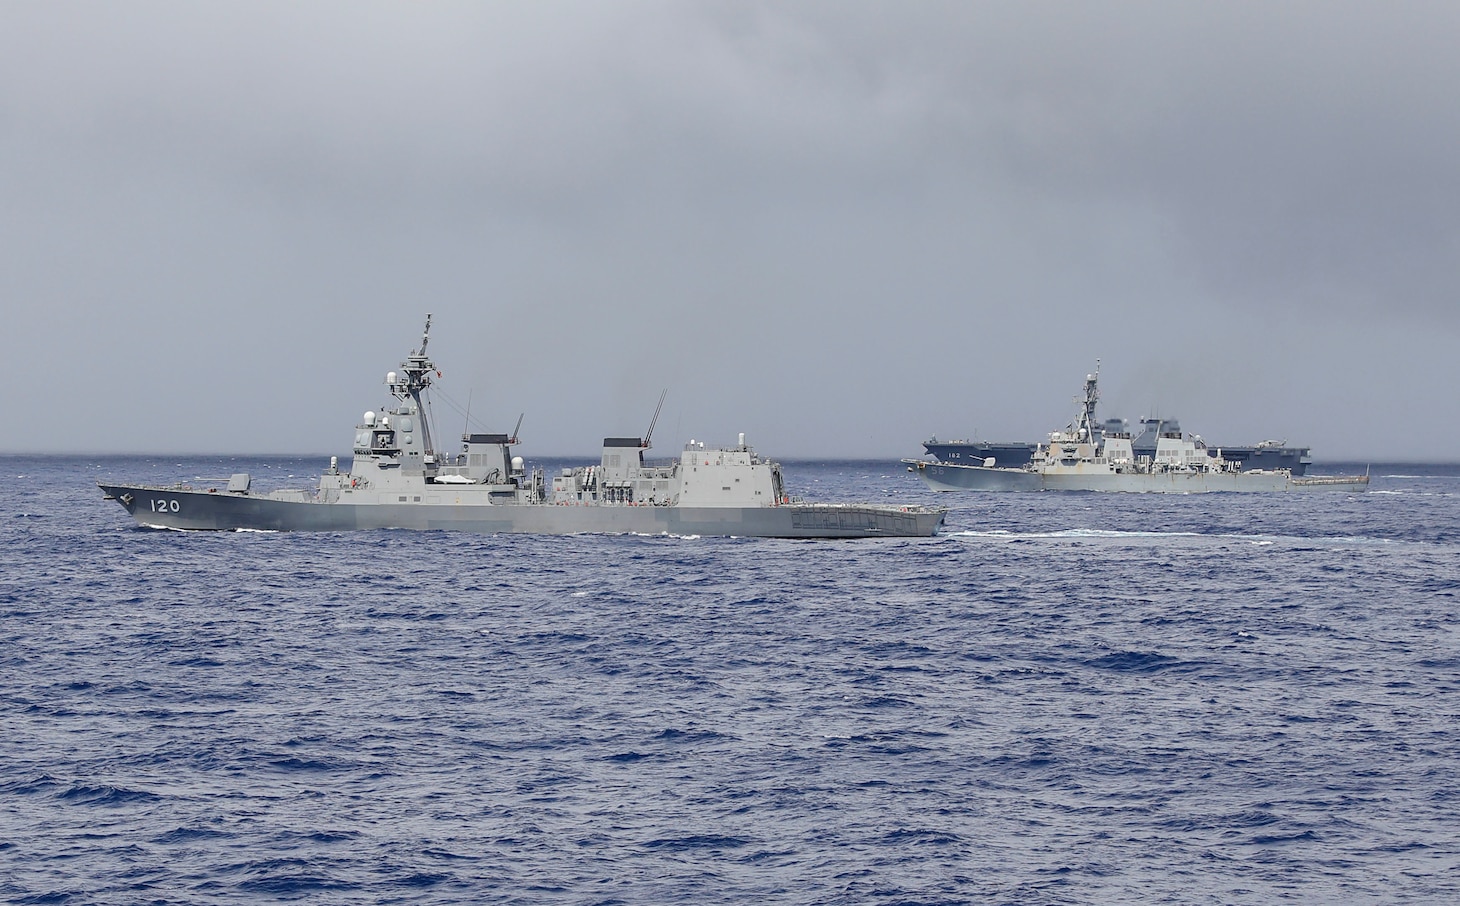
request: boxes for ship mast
[388,313,438,459]
[642,389,668,450]
[1073,359,1100,441]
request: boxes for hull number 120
[150,499,180,513]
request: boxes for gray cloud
[3,2,1456,461]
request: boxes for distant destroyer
[100,316,945,537]
[906,366,1367,494]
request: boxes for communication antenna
[643,389,669,448]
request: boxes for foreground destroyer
[101,317,946,537]
[906,367,1367,494]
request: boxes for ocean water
[3,454,1458,904]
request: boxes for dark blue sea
[4,454,1458,904]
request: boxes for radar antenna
[643,389,669,449]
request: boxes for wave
[57,784,162,806]
[947,527,1437,548]
[953,528,1203,540]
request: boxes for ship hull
[921,441,1038,469]
[909,461,1044,492]
[99,484,946,538]
[905,461,1367,494]
[1217,446,1311,474]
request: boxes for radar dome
[511,456,524,473]
[387,371,397,384]
[364,411,377,426]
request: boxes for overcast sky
[4,2,1457,460]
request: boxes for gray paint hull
[911,461,1044,492]
[99,484,946,538]
[906,461,1368,494]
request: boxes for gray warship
[100,317,946,537]
[906,366,1368,494]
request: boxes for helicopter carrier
[906,366,1367,494]
[921,426,1311,474]
[100,317,945,537]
